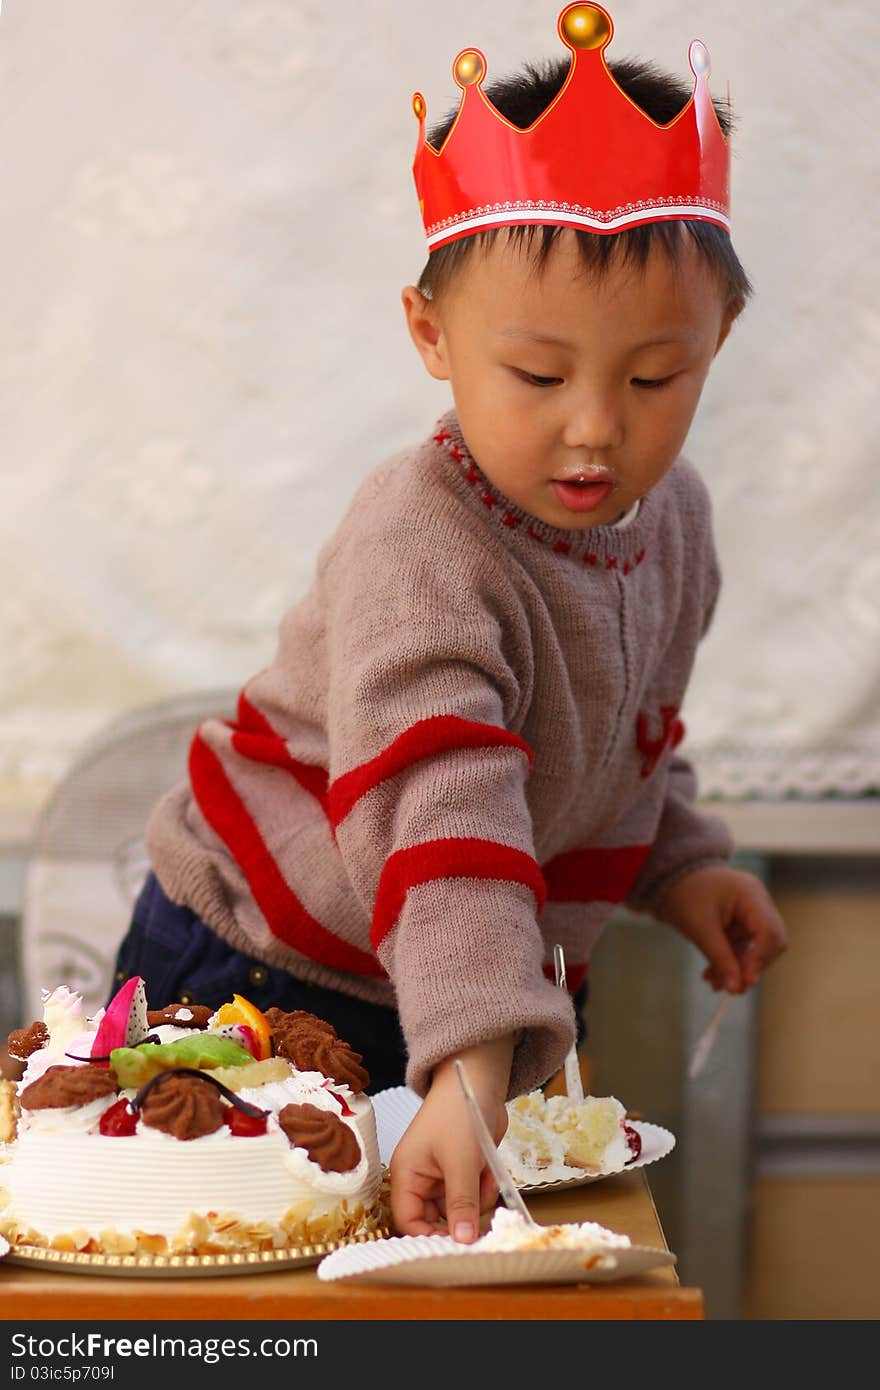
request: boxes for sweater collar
[430,408,664,571]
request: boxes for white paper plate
[372,1085,421,1164]
[372,1086,675,1190]
[318,1231,676,1287]
[0,1235,9,1258]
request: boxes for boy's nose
[562,393,624,452]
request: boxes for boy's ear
[401,286,450,381]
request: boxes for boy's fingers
[422,1197,443,1228]
[441,1150,483,1244]
[740,941,760,987]
[733,889,788,978]
[703,963,743,992]
[389,1160,442,1236]
[698,928,743,993]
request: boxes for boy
[116,5,787,1244]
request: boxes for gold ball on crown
[412,93,425,119]
[454,50,486,87]
[561,5,612,50]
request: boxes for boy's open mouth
[551,478,614,514]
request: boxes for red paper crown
[411,3,730,251]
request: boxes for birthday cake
[499,1090,641,1184]
[0,978,386,1256]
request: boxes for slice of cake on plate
[500,1090,641,1184]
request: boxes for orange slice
[213,993,273,1060]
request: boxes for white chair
[20,689,236,1021]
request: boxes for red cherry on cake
[624,1123,642,1162]
[99,1098,138,1136]
[225,1106,268,1137]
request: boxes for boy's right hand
[389,1034,514,1244]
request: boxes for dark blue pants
[111,871,587,1095]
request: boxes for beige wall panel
[745,1178,880,1320]
[757,891,880,1115]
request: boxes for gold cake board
[3,1227,392,1278]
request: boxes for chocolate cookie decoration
[139,1072,226,1140]
[264,1007,337,1055]
[146,1004,213,1030]
[278,1102,361,1173]
[7,1021,49,1061]
[282,1032,370,1093]
[20,1063,118,1110]
[264,1010,368,1092]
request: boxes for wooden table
[0,1169,702,1320]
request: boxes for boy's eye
[516,370,563,387]
[631,375,676,390]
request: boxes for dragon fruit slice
[91,976,149,1062]
[210,1023,259,1059]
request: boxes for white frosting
[148,1023,202,1046]
[21,1027,99,1085]
[236,1070,351,1115]
[477,1207,631,1253]
[17,1095,116,1135]
[40,987,88,1059]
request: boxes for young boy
[114,5,787,1245]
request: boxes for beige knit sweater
[147,407,733,1097]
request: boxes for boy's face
[402,228,737,529]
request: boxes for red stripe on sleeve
[328,715,533,830]
[189,733,385,978]
[371,837,546,953]
[231,692,330,815]
[542,844,651,904]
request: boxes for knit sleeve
[625,519,733,915]
[322,526,575,1099]
[623,755,734,915]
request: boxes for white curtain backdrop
[0,0,877,799]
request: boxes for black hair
[417,55,751,311]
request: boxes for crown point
[453,49,486,88]
[412,92,426,120]
[560,4,612,51]
[689,39,711,79]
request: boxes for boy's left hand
[655,865,787,993]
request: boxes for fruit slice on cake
[210,994,273,1060]
[110,1034,255,1088]
[90,976,148,1061]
